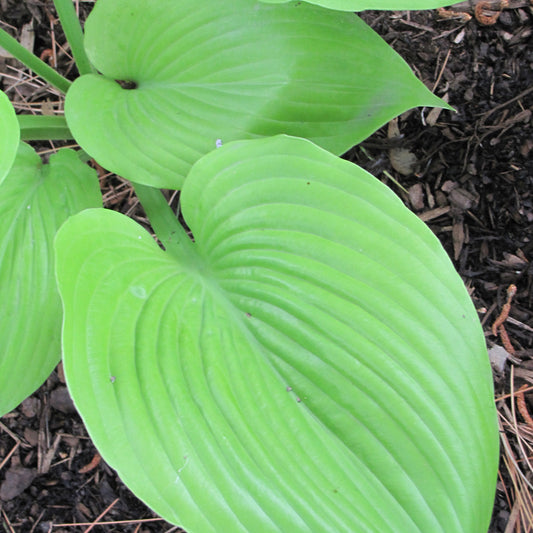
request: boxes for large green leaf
[0,90,20,185]
[260,0,455,11]
[64,0,446,189]
[0,144,101,416]
[55,135,498,532]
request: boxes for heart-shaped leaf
[259,0,455,11]
[56,135,498,532]
[0,90,20,184]
[65,0,447,189]
[0,144,101,416]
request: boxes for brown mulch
[355,5,533,531]
[0,1,532,531]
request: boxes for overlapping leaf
[56,135,498,532]
[259,0,455,11]
[0,90,20,184]
[64,0,447,189]
[0,144,101,416]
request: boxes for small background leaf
[259,0,456,11]
[56,136,498,532]
[65,0,446,189]
[0,90,20,184]
[0,144,101,416]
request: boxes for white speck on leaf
[215,139,223,148]
[130,285,147,299]
[175,455,190,483]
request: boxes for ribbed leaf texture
[260,0,456,11]
[55,136,498,533]
[0,144,101,416]
[0,91,20,184]
[64,0,447,189]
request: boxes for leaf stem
[77,149,92,163]
[18,114,74,141]
[132,183,198,262]
[0,27,71,94]
[53,0,95,76]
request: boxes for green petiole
[132,183,199,264]
[53,0,95,76]
[18,115,73,141]
[0,28,71,94]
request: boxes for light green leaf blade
[56,136,498,532]
[0,144,101,416]
[65,0,447,189]
[0,90,20,184]
[260,0,455,11]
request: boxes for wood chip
[418,206,451,222]
[389,148,418,176]
[408,183,425,211]
[449,187,478,211]
[425,93,450,126]
[452,219,465,260]
[0,466,36,501]
[50,387,76,414]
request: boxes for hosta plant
[0,1,498,532]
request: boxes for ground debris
[0,465,36,501]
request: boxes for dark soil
[0,1,532,531]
